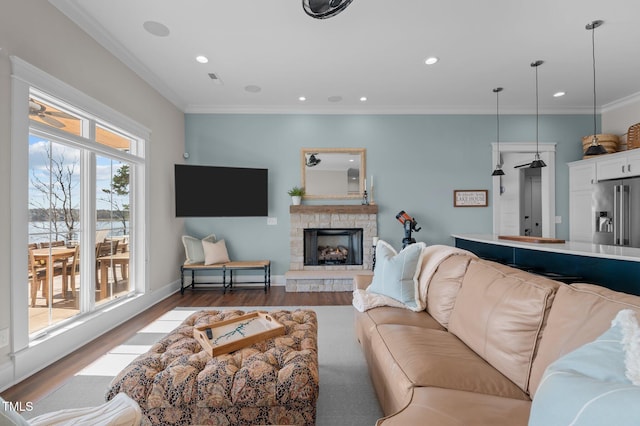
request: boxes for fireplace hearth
[304,228,363,266]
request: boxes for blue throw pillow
[366,240,425,310]
[529,309,640,426]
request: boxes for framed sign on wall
[454,190,488,207]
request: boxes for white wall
[602,94,640,146]
[0,0,185,389]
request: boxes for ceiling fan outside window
[29,97,79,130]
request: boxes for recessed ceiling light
[328,95,343,102]
[299,96,307,102]
[143,21,170,37]
[553,91,566,97]
[196,55,209,64]
[425,57,439,65]
[245,85,262,93]
[360,96,367,102]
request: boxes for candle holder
[361,190,369,205]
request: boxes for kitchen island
[452,234,640,296]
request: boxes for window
[11,57,147,341]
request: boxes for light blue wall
[184,113,593,275]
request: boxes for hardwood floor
[1,287,352,404]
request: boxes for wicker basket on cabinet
[628,122,640,150]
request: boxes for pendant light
[492,87,505,176]
[529,60,546,169]
[584,20,607,156]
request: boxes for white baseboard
[4,279,180,391]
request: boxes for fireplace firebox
[304,228,363,266]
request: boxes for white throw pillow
[203,239,231,265]
[529,309,640,426]
[182,233,216,264]
[366,240,426,310]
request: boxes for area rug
[24,305,383,425]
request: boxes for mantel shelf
[289,204,378,214]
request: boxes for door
[522,169,542,237]
[492,142,556,238]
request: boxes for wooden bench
[180,260,271,294]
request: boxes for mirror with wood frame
[301,148,366,199]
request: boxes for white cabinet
[570,161,597,190]
[569,161,596,242]
[596,149,640,181]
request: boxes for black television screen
[175,164,268,217]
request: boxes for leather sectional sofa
[354,245,640,425]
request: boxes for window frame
[10,56,149,352]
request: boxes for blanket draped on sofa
[352,244,477,312]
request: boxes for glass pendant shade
[585,20,607,156]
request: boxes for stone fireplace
[286,204,377,291]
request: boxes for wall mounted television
[175,164,268,217]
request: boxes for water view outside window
[27,93,137,335]
[95,156,131,305]
[28,137,81,332]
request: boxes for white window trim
[9,56,150,380]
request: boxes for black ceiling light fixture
[303,0,354,19]
[584,20,608,156]
[529,60,547,169]
[492,87,505,176]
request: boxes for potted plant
[287,186,305,205]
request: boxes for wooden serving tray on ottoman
[194,311,285,356]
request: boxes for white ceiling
[50,0,640,115]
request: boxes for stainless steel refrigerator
[593,176,640,247]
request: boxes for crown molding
[184,104,594,115]
[49,0,187,111]
[602,90,640,114]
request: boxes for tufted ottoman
[106,309,319,425]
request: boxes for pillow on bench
[182,233,216,264]
[203,239,231,265]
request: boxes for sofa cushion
[426,254,474,328]
[367,240,426,310]
[448,260,560,392]
[373,325,528,409]
[364,307,444,330]
[529,310,640,426]
[529,283,640,396]
[378,387,531,426]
